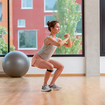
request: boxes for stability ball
[2,51,30,77]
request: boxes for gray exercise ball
[2,51,30,77]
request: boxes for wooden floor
[0,76,105,105]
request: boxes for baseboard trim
[0,74,85,77]
[100,73,105,76]
[25,74,85,77]
[1,73,105,77]
[0,74,8,77]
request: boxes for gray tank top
[37,36,57,61]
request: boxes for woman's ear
[50,27,52,30]
[50,27,53,31]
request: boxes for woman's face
[51,23,60,34]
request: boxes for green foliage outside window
[0,26,15,55]
[53,0,82,54]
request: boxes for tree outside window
[0,26,15,55]
[53,0,82,55]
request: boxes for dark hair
[47,20,59,32]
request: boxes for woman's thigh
[32,53,53,70]
[48,59,64,69]
[36,60,54,70]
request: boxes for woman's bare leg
[44,71,52,85]
[36,60,54,86]
[48,59,64,86]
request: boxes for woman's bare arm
[62,37,71,47]
[44,36,69,47]
[57,34,71,47]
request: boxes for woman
[31,20,71,92]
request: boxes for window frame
[44,0,57,13]
[18,30,37,50]
[17,19,26,28]
[0,2,2,22]
[21,0,33,9]
[0,0,84,57]
[44,15,55,27]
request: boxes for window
[44,15,55,27]
[18,19,25,28]
[21,0,33,9]
[0,1,8,56]
[44,0,57,12]
[0,34,2,38]
[76,4,81,12]
[18,30,37,50]
[75,18,82,35]
[0,2,2,22]
[8,0,84,56]
[75,4,82,35]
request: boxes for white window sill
[18,26,25,28]
[21,7,33,9]
[18,48,37,50]
[44,10,57,13]
[74,33,82,36]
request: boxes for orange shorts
[31,53,46,67]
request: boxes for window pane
[76,18,82,34]
[19,30,37,49]
[0,1,8,55]
[0,2,2,21]
[22,0,32,8]
[45,0,57,11]
[9,0,83,55]
[18,19,25,27]
[54,0,83,55]
[45,15,55,26]
[76,4,81,12]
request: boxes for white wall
[0,57,3,73]
[0,57,85,74]
[27,57,85,74]
[100,57,105,73]
[1,56,105,74]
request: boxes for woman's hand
[64,34,70,39]
[58,38,62,42]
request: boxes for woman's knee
[48,64,54,70]
[60,63,64,69]
[59,64,64,71]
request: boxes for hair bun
[47,21,50,26]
